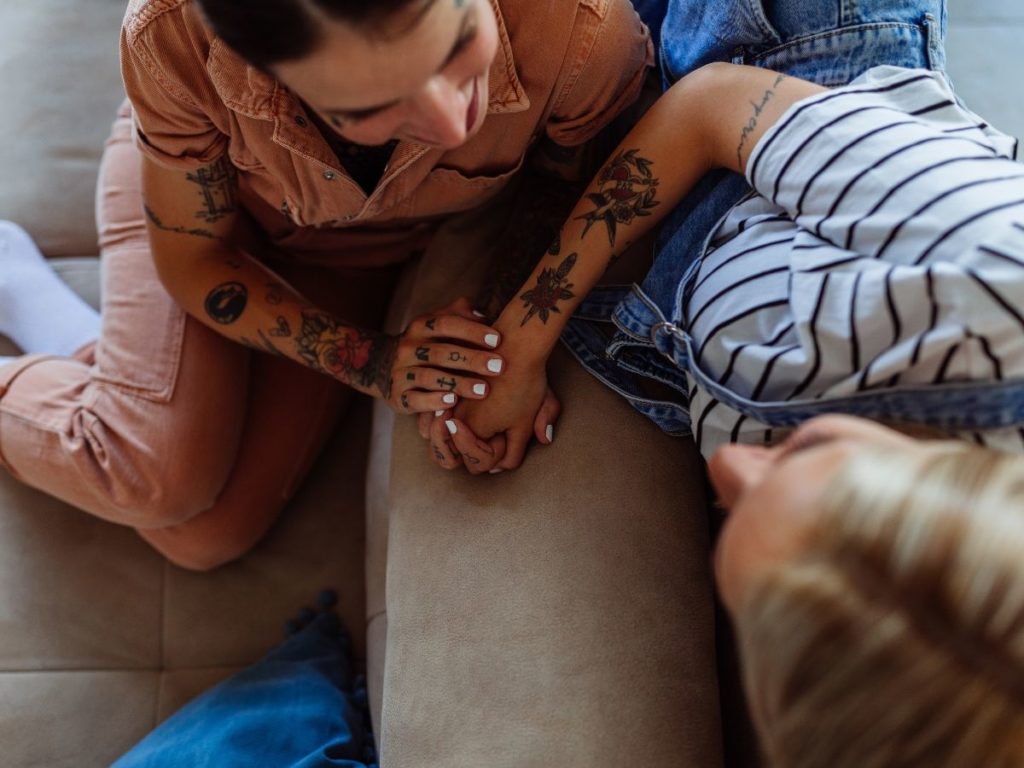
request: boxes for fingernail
[472,310,486,318]
[546,424,554,443]
[489,468,504,474]
[484,333,499,348]
[445,419,457,435]
[443,393,457,404]
[487,358,503,374]
[434,409,445,417]
[473,383,487,396]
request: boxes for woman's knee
[77,406,240,530]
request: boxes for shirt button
[294,115,308,127]
[323,170,337,181]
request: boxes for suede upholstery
[0,2,724,766]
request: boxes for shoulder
[121,0,217,105]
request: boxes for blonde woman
[710,414,1024,767]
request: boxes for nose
[706,443,776,509]
[410,76,468,148]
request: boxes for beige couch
[0,2,726,766]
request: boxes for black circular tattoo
[205,282,248,324]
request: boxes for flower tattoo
[575,149,659,246]
[295,310,395,397]
[519,253,577,326]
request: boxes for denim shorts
[560,0,993,439]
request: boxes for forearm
[495,63,825,361]
[155,243,394,398]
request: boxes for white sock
[0,221,100,357]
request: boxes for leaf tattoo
[574,149,659,246]
[519,253,577,326]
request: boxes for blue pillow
[114,604,375,768]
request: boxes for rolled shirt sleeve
[119,11,228,171]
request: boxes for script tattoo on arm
[294,310,397,397]
[519,250,577,326]
[186,155,238,223]
[144,205,220,241]
[737,73,788,169]
[575,149,659,247]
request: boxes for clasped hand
[411,298,561,474]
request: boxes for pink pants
[0,106,397,568]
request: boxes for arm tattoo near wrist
[295,310,397,397]
[737,73,788,169]
[474,170,583,320]
[520,245,578,326]
[575,149,659,247]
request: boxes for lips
[465,77,479,134]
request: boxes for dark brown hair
[196,0,433,69]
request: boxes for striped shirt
[684,66,1024,456]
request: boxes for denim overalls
[562,0,990,439]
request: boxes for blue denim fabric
[113,611,376,768]
[564,0,962,437]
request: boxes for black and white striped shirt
[684,67,1024,455]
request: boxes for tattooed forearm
[240,330,285,358]
[474,168,583,320]
[205,281,248,324]
[268,316,291,337]
[144,205,220,241]
[737,73,788,168]
[575,149,659,247]
[186,155,238,223]
[295,310,397,396]
[519,252,577,326]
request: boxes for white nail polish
[473,383,487,396]
[443,393,457,404]
[489,468,504,474]
[484,333,499,348]
[445,419,457,435]
[472,310,486,318]
[487,358,503,374]
[546,424,554,443]
[435,410,445,417]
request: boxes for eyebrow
[323,5,476,120]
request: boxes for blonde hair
[737,439,1024,767]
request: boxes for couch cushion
[371,204,725,767]
[0,0,128,258]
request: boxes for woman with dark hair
[0,0,652,569]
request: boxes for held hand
[384,297,506,414]
[421,364,561,474]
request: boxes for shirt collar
[207,0,530,121]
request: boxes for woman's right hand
[383,297,505,414]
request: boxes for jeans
[564,0,952,437]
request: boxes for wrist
[493,311,558,368]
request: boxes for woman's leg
[0,103,393,570]
[0,103,250,529]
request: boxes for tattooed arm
[446,64,825,470]
[140,153,505,414]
